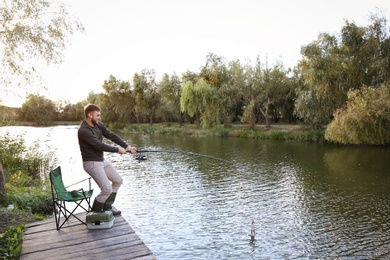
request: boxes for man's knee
[101,184,113,196]
[115,176,123,186]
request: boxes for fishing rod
[128,149,229,163]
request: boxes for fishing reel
[135,153,147,162]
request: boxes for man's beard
[91,118,98,125]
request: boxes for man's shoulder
[78,121,92,134]
[78,120,87,129]
[96,122,109,131]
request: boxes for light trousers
[83,160,123,203]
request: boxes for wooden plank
[20,213,156,260]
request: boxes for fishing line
[128,149,229,163]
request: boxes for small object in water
[250,219,255,241]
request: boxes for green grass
[117,123,326,142]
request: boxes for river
[1,125,389,259]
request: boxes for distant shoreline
[2,121,326,142]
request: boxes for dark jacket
[78,120,128,161]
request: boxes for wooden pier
[20,212,156,260]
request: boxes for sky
[2,0,389,107]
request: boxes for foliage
[0,0,84,90]
[19,94,56,126]
[325,84,390,145]
[209,125,230,137]
[0,223,25,259]
[181,78,222,128]
[0,132,57,186]
[199,53,229,89]
[100,75,133,124]
[158,73,183,124]
[5,184,52,215]
[221,59,246,123]
[0,133,25,172]
[1,13,389,146]
[0,165,5,207]
[56,101,84,121]
[295,14,390,127]
[0,106,18,126]
[236,126,325,142]
[241,57,294,129]
[131,69,160,124]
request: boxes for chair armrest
[65,177,92,189]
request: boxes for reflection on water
[1,126,390,259]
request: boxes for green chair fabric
[50,166,93,230]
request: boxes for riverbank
[4,121,326,142]
[114,123,326,143]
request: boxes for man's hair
[84,104,101,119]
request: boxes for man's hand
[118,147,127,154]
[126,145,137,154]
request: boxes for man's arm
[79,126,119,153]
[98,122,129,148]
[97,122,136,154]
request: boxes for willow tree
[181,78,221,127]
[158,73,183,124]
[0,0,84,90]
[295,14,390,128]
[199,53,229,89]
[295,33,343,128]
[325,84,390,145]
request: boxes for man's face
[89,110,101,125]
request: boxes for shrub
[209,126,229,137]
[325,84,390,145]
[5,185,52,216]
[0,224,25,259]
[0,133,56,186]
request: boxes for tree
[19,94,56,125]
[132,69,159,124]
[325,84,390,145]
[0,0,84,90]
[180,80,198,124]
[295,14,390,127]
[198,53,232,125]
[0,163,5,206]
[100,75,133,124]
[181,78,220,128]
[158,73,183,124]
[60,102,84,121]
[0,102,18,125]
[241,57,290,130]
[199,53,229,89]
[295,33,343,128]
[240,59,261,128]
[222,59,246,123]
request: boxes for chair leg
[58,202,88,230]
[54,199,92,230]
[53,202,60,230]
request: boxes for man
[78,104,136,215]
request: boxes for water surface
[1,126,389,259]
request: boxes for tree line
[4,14,390,145]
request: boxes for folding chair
[50,166,93,230]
